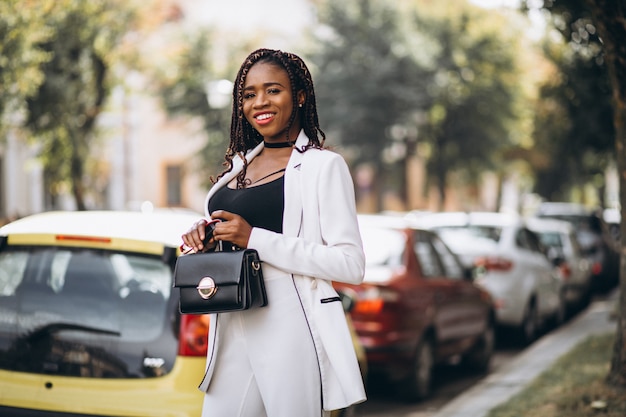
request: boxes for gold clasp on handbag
[252,260,261,271]
[197,277,217,300]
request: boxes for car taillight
[558,262,572,280]
[178,314,210,356]
[591,261,603,276]
[474,256,513,272]
[352,287,399,315]
[354,299,385,314]
[56,235,111,244]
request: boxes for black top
[208,176,285,233]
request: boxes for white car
[526,217,593,312]
[414,212,565,344]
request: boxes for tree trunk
[585,0,626,387]
[435,139,447,211]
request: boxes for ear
[297,90,306,107]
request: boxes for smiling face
[242,61,304,143]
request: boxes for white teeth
[256,113,273,120]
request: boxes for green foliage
[22,0,136,210]
[0,0,53,130]
[312,0,524,209]
[413,9,523,204]
[523,0,615,202]
[312,0,429,165]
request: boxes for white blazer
[198,130,367,411]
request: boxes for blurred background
[0,0,617,222]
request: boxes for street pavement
[432,290,619,417]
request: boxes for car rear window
[0,246,178,379]
[435,225,502,244]
[361,227,404,267]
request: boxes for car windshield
[537,231,563,249]
[0,246,177,378]
[435,225,502,243]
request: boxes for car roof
[536,202,594,216]
[526,217,575,233]
[413,211,521,229]
[358,213,413,229]
[0,210,203,252]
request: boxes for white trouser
[201,265,330,417]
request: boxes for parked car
[0,210,366,417]
[415,212,565,344]
[526,217,593,312]
[334,215,496,401]
[603,207,621,244]
[535,202,620,293]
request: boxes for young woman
[181,48,366,417]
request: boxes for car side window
[414,231,444,278]
[516,228,544,254]
[430,235,464,280]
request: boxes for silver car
[527,217,593,312]
[414,212,565,344]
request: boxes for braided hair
[214,48,326,188]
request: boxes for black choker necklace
[263,141,293,148]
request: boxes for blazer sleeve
[247,152,365,284]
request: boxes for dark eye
[243,92,255,99]
[268,88,281,95]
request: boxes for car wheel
[552,293,567,328]
[519,300,539,345]
[330,405,357,417]
[400,335,435,401]
[463,319,495,373]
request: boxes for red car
[334,215,495,401]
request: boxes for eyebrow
[243,81,286,91]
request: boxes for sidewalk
[432,292,619,417]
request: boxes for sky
[186,0,525,34]
[469,0,521,8]
[180,0,541,51]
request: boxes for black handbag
[173,248,268,314]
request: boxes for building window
[166,165,182,206]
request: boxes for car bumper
[0,357,206,417]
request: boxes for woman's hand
[181,218,217,253]
[210,210,253,249]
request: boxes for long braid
[212,49,326,188]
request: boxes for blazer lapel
[283,130,308,237]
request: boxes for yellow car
[0,210,208,416]
[0,210,367,416]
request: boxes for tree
[311,0,431,210]
[584,0,626,388]
[526,0,615,203]
[312,0,527,210]
[23,0,135,210]
[526,0,626,387]
[409,6,525,209]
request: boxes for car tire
[331,405,357,417]
[463,319,495,373]
[551,293,567,328]
[399,335,435,402]
[519,300,539,345]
